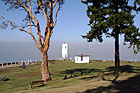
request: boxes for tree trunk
[115,32,120,75]
[41,51,51,82]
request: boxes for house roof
[75,55,89,57]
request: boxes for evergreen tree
[82,0,140,74]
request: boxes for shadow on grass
[4,78,10,81]
[80,74,140,93]
[60,68,100,80]
[75,65,140,93]
[106,65,135,73]
[60,65,140,80]
[61,68,100,75]
[31,84,45,89]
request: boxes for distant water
[0,41,61,63]
[0,42,42,63]
[0,41,140,63]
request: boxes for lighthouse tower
[62,42,68,60]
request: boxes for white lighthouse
[62,42,68,60]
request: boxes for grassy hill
[0,60,140,93]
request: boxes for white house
[75,54,89,63]
[62,42,68,60]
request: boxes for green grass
[0,60,140,93]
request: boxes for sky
[0,0,140,63]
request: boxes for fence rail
[0,60,41,67]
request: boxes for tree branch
[28,12,40,49]
[28,0,32,10]
[53,0,58,8]
[54,0,60,27]
[0,16,31,35]
[43,0,54,52]
[37,0,49,20]
[17,0,43,49]
[6,0,19,4]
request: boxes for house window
[77,58,78,61]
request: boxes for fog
[0,41,140,63]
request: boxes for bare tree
[0,0,64,82]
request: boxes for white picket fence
[0,60,41,67]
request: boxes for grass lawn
[0,60,140,93]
